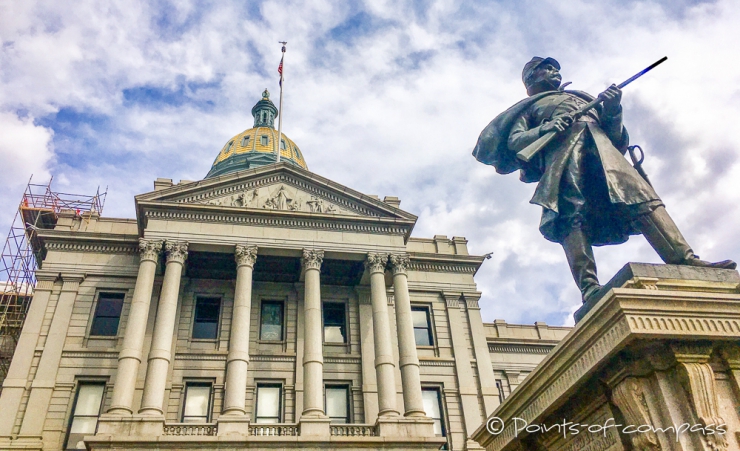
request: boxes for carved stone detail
[389,253,410,276]
[199,182,344,215]
[234,244,258,268]
[301,249,324,271]
[630,276,660,290]
[139,239,163,262]
[611,377,660,451]
[365,253,387,274]
[676,362,728,451]
[263,185,302,211]
[164,241,188,264]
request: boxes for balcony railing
[163,423,218,436]
[330,424,377,436]
[248,423,299,436]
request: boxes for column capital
[365,252,388,274]
[139,238,163,262]
[235,244,258,268]
[164,240,188,264]
[389,253,410,275]
[302,249,324,271]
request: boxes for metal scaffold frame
[0,177,106,384]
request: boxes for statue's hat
[522,56,560,85]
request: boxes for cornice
[141,206,411,236]
[407,253,484,274]
[45,241,139,255]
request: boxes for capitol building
[0,90,569,451]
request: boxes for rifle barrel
[617,56,667,89]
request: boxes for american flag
[278,55,284,86]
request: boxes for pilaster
[0,272,57,437]
[19,273,85,437]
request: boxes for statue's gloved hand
[599,84,622,116]
[540,113,574,135]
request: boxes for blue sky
[2,0,739,326]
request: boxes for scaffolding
[0,177,106,385]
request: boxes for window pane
[326,387,348,422]
[192,322,218,340]
[323,303,346,343]
[95,296,123,316]
[422,389,441,419]
[412,309,429,328]
[75,385,105,416]
[90,317,120,337]
[414,328,431,346]
[193,298,220,339]
[260,303,283,341]
[184,385,210,418]
[256,386,281,420]
[195,298,220,321]
[90,295,124,336]
[69,416,98,434]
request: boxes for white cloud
[1,0,739,326]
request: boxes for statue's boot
[562,228,601,302]
[637,206,737,269]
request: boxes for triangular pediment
[136,163,417,222]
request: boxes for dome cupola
[206,89,308,178]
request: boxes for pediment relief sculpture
[199,184,346,215]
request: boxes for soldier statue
[473,56,736,303]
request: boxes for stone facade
[0,163,569,451]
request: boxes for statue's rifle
[516,56,667,163]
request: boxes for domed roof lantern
[205,90,308,179]
[251,89,278,128]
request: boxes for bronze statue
[473,56,736,303]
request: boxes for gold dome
[206,90,308,178]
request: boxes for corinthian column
[389,253,426,417]
[139,241,188,416]
[108,239,162,415]
[366,253,399,417]
[222,244,258,416]
[301,249,326,418]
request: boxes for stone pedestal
[473,263,740,451]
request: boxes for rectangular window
[182,383,212,423]
[261,135,268,146]
[325,385,349,424]
[89,292,124,336]
[323,302,346,343]
[65,383,105,449]
[260,301,284,341]
[422,388,445,437]
[255,384,282,423]
[241,135,250,146]
[411,306,433,346]
[192,297,220,340]
[280,139,286,150]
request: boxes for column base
[96,414,165,437]
[375,416,436,438]
[298,416,331,437]
[216,415,250,437]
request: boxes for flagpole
[276,42,287,163]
